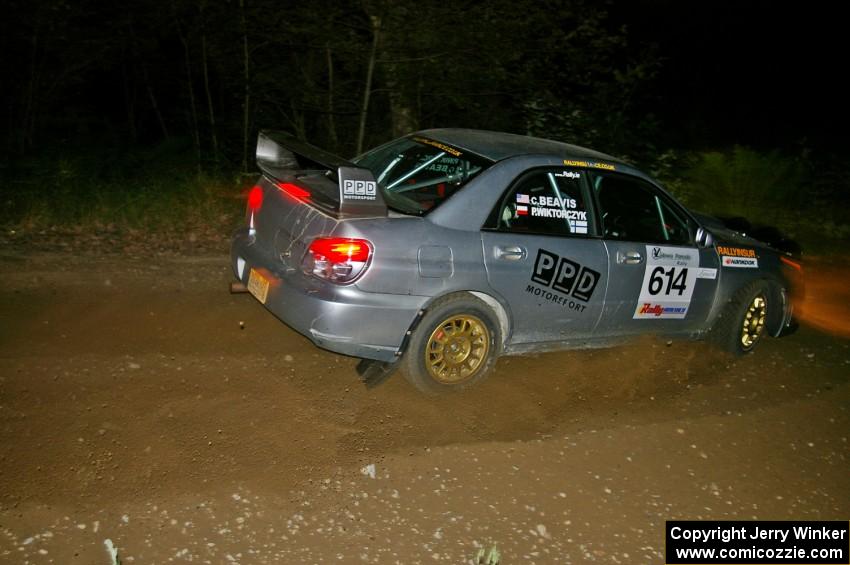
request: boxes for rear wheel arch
[409,290,512,350]
[468,291,512,348]
[401,291,504,393]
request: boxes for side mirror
[696,226,714,248]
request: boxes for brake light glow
[277,181,311,201]
[304,237,373,283]
[309,238,371,262]
[248,185,263,210]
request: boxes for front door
[589,171,720,335]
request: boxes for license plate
[247,268,270,304]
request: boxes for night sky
[620,0,846,150]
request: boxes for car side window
[494,168,594,237]
[592,172,693,244]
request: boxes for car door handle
[495,245,525,261]
[617,250,643,265]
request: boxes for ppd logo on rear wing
[531,249,601,302]
[338,166,387,217]
[342,179,377,200]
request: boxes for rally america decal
[526,249,601,313]
[634,246,699,319]
[717,245,759,268]
[515,193,588,233]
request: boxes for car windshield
[353,135,493,215]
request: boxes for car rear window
[354,136,493,216]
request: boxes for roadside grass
[2,142,847,256]
[473,544,501,564]
[4,172,243,232]
[1,141,248,247]
[650,146,850,256]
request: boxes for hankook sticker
[722,256,758,268]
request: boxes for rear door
[590,171,720,335]
[481,167,609,345]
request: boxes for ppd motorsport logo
[526,249,601,313]
[342,179,377,200]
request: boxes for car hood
[693,212,768,247]
[693,211,801,257]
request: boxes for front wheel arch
[764,279,790,336]
[711,279,772,355]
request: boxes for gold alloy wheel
[740,295,767,350]
[424,314,490,384]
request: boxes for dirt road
[1,251,848,564]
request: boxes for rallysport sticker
[634,246,699,319]
[717,245,756,258]
[411,136,463,157]
[717,245,758,268]
[563,159,616,171]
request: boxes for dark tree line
[2,0,661,172]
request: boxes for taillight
[277,181,311,201]
[248,185,263,211]
[303,237,373,283]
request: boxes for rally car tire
[401,294,501,394]
[712,280,770,355]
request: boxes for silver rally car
[231,129,803,393]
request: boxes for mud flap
[356,359,399,389]
[777,318,799,337]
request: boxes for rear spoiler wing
[256,130,387,217]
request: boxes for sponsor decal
[716,245,757,258]
[649,246,694,264]
[526,248,601,312]
[637,303,688,317]
[563,159,616,171]
[697,267,718,280]
[342,179,377,200]
[634,245,700,320]
[567,218,588,234]
[425,156,460,174]
[410,136,462,157]
[722,256,758,268]
[554,170,581,179]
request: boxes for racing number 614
[648,267,688,296]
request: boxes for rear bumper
[231,230,428,362]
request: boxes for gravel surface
[1,250,847,564]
